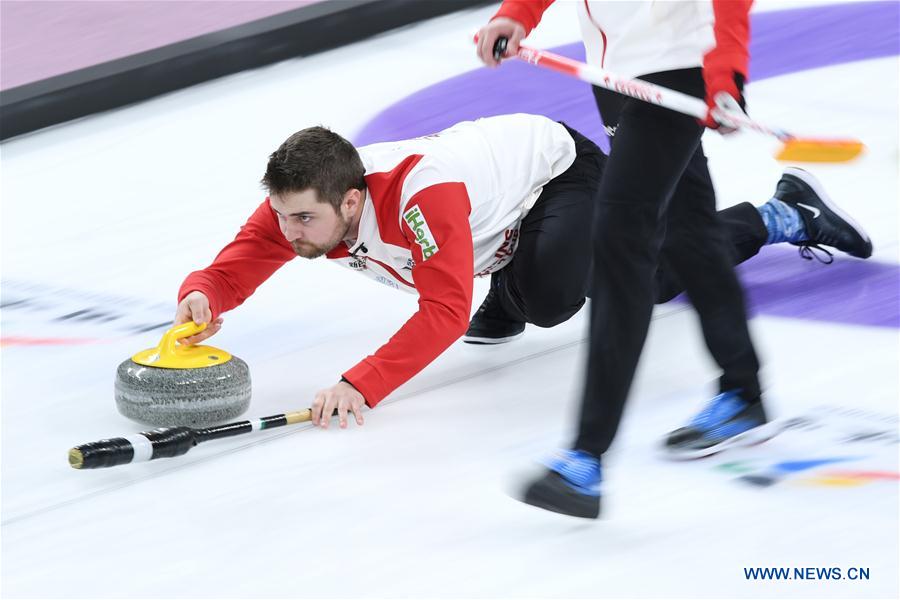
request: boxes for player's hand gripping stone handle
[174,291,223,345]
[490,37,864,163]
[69,408,338,469]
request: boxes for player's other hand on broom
[174,290,223,345]
[312,381,366,430]
[476,17,525,67]
[702,62,747,135]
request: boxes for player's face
[270,189,352,259]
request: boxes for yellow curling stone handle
[131,321,232,369]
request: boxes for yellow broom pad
[776,139,865,163]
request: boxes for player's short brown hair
[261,126,366,210]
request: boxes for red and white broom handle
[511,43,794,142]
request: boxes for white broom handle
[513,44,794,141]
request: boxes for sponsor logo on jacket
[494,227,519,260]
[403,206,439,260]
[475,227,521,277]
[374,275,400,290]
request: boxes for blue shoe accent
[543,450,601,496]
[758,198,808,244]
[702,416,765,441]
[665,391,771,458]
[689,390,749,430]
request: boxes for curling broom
[492,38,864,163]
[69,409,324,469]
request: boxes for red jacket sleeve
[178,199,296,319]
[705,0,753,79]
[342,182,474,407]
[492,0,556,36]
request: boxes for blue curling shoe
[664,391,774,459]
[521,450,601,518]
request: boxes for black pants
[571,68,761,457]
[498,120,769,327]
[498,125,604,328]
[499,123,768,332]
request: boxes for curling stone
[115,322,251,427]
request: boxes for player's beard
[291,214,352,259]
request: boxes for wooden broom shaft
[194,409,313,442]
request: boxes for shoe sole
[522,485,600,519]
[462,331,525,344]
[783,166,872,257]
[660,421,780,461]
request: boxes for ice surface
[2,2,897,598]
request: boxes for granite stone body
[115,357,251,427]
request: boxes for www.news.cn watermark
[745,567,870,581]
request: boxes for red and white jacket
[179,114,576,407]
[494,0,752,81]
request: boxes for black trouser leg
[575,69,761,457]
[499,127,605,327]
[654,201,768,303]
[653,150,762,400]
[592,84,769,305]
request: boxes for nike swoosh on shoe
[796,202,821,218]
